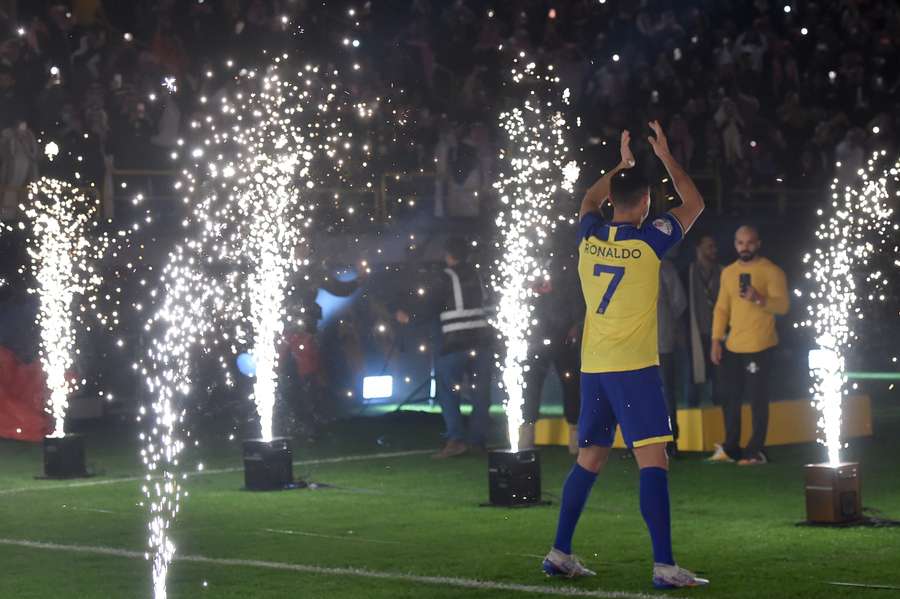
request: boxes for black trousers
[523,336,581,426]
[719,348,772,460]
[659,351,679,440]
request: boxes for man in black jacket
[396,237,494,458]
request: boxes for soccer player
[542,122,708,589]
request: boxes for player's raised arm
[647,121,704,233]
[579,130,635,219]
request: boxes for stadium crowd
[0,0,897,219]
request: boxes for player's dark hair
[445,236,470,263]
[609,170,650,209]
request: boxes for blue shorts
[578,366,673,449]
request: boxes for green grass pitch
[1,392,899,598]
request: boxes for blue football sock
[553,463,598,554]
[639,466,675,565]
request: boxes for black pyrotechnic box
[804,462,862,524]
[488,449,542,506]
[243,438,293,491]
[43,435,87,478]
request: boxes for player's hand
[619,130,635,169]
[739,285,764,305]
[566,324,581,345]
[647,120,671,159]
[710,339,723,365]
[395,310,410,324]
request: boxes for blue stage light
[237,352,257,377]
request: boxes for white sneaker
[541,548,596,578]
[738,452,768,466]
[652,563,710,589]
[706,443,734,463]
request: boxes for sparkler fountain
[229,85,312,491]
[141,53,373,596]
[21,177,109,478]
[487,56,579,506]
[801,150,897,523]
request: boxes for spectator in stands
[0,67,25,131]
[685,233,722,407]
[432,119,457,218]
[658,256,687,455]
[708,226,789,465]
[150,94,181,159]
[835,127,866,182]
[443,123,489,218]
[667,114,694,170]
[0,120,38,220]
[2,0,895,212]
[111,98,153,169]
[715,97,745,168]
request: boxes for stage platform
[535,394,873,452]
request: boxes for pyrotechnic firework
[140,53,373,598]
[801,151,897,465]
[20,178,109,437]
[490,56,579,451]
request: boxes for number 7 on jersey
[593,264,625,314]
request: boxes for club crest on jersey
[652,218,673,235]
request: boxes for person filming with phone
[707,225,789,465]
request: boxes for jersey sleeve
[639,212,684,259]
[578,212,604,241]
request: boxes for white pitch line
[61,505,120,515]
[0,538,662,599]
[263,531,555,556]
[0,449,433,496]
[263,528,409,545]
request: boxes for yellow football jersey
[578,212,684,373]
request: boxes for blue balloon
[236,352,256,377]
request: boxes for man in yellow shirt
[709,226,789,465]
